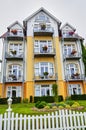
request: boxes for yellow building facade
[0,7,86,100]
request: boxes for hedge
[0,97,21,104]
[71,94,86,100]
[34,96,54,103]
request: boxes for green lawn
[0,100,86,115]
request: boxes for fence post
[6,97,12,130]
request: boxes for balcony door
[34,40,52,53]
[8,64,22,81]
[66,63,79,76]
[9,43,23,56]
[64,44,75,56]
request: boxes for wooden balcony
[33,27,54,36]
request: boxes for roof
[0,32,8,38]
[23,7,61,26]
[7,21,23,29]
[61,22,76,31]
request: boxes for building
[0,7,86,100]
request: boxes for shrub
[58,95,63,102]
[30,96,33,103]
[71,94,86,100]
[65,105,71,109]
[44,105,50,109]
[52,106,57,109]
[34,96,54,103]
[35,101,47,109]
[58,106,64,109]
[57,102,66,107]
[0,98,8,104]
[35,101,41,108]
[22,98,28,103]
[65,100,75,106]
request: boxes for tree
[81,42,86,76]
[52,84,58,102]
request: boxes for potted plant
[42,45,48,51]
[11,29,17,35]
[69,31,74,35]
[11,50,16,55]
[43,72,49,76]
[40,23,46,30]
[71,49,77,55]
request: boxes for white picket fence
[0,109,86,130]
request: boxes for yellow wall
[26,37,34,81]
[0,83,2,97]
[54,37,63,80]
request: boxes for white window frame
[7,86,21,97]
[34,62,54,76]
[34,40,52,53]
[35,84,52,96]
[68,84,82,95]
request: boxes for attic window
[35,12,50,22]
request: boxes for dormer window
[35,12,50,22]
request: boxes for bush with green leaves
[65,100,75,106]
[35,101,47,109]
[22,98,28,103]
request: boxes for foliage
[52,84,58,96]
[35,101,47,109]
[34,96,54,103]
[22,98,28,103]
[81,42,86,76]
[0,97,21,104]
[71,94,86,100]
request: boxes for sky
[0,0,86,60]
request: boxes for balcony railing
[5,52,23,60]
[34,73,58,81]
[3,75,23,83]
[65,74,85,81]
[63,52,81,60]
[62,33,80,41]
[33,27,54,36]
[34,48,55,57]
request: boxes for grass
[0,100,86,115]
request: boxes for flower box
[69,31,74,35]
[71,50,77,55]
[11,29,17,35]
[42,46,48,51]
[40,24,46,30]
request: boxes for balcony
[5,52,23,60]
[63,52,81,60]
[7,30,24,40]
[62,32,80,41]
[33,27,54,36]
[3,75,23,83]
[34,73,58,81]
[65,74,85,81]
[34,48,55,57]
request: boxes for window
[68,84,81,95]
[9,43,23,55]
[64,44,75,56]
[8,64,22,80]
[35,85,52,96]
[35,13,50,22]
[7,86,21,97]
[66,63,79,76]
[34,40,52,53]
[34,62,54,76]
